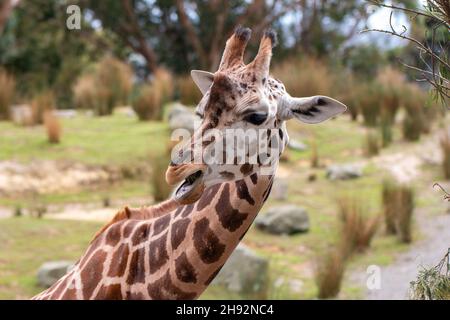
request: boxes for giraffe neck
[32,171,274,300]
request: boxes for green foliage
[410,251,450,300]
[0,0,120,107]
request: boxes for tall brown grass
[396,187,414,243]
[43,110,62,144]
[177,74,202,106]
[132,68,174,121]
[382,179,398,235]
[154,68,174,104]
[31,91,55,125]
[355,83,381,127]
[365,130,380,157]
[0,69,15,120]
[440,129,450,179]
[337,196,379,255]
[402,84,427,141]
[132,83,162,121]
[382,180,415,243]
[272,57,334,97]
[74,56,133,115]
[315,246,346,299]
[310,135,319,168]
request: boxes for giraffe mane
[91,198,181,242]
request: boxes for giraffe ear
[279,95,347,124]
[191,70,214,95]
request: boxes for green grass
[0,112,169,166]
[0,179,153,209]
[0,217,101,299]
[0,112,447,300]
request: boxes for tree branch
[175,0,208,69]
[120,0,158,72]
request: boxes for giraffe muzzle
[173,169,205,204]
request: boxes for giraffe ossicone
[33,26,346,300]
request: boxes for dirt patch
[0,160,125,196]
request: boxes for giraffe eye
[243,112,268,125]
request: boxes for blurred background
[0,0,449,300]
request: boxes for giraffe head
[166,26,346,204]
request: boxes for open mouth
[175,170,204,201]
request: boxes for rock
[326,164,363,180]
[270,178,288,200]
[255,205,310,235]
[10,105,33,125]
[37,261,74,288]
[288,139,307,151]
[213,244,269,297]
[168,103,201,133]
[55,109,77,119]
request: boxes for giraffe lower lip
[175,171,203,199]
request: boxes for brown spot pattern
[175,252,198,283]
[95,284,123,300]
[80,250,107,298]
[107,243,129,277]
[149,232,169,274]
[235,179,255,205]
[131,223,150,246]
[153,214,171,236]
[196,184,221,211]
[193,218,226,264]
[127,248,146,284]
[171,218,190,250]
[148,271,196,300]
[215,184,248,232]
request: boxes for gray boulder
[37,261,74,288]
[10,104,32,125]
[256,205,310,235]
[270,177,288,201]
[168,103,200,133]
[326,164,362,180]
[288,139,308,151]
[213,244,268,297]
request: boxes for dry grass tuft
[0,69,15,120]
[74,56,133,115]
[132,68,174,121]
[31,91,55,125]
[315,246,346,299]
[132,83,162,121]
[43,110,62,144]
[382,180,415,243]
[177,74,202,106]
[337,196,379,255]
[272,57,334,97]
[365,130,380,157]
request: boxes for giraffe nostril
[317,97,326,106]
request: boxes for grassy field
[0,112,169,166]
[0,111,447,299]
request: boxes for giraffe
[32,26,347,300]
